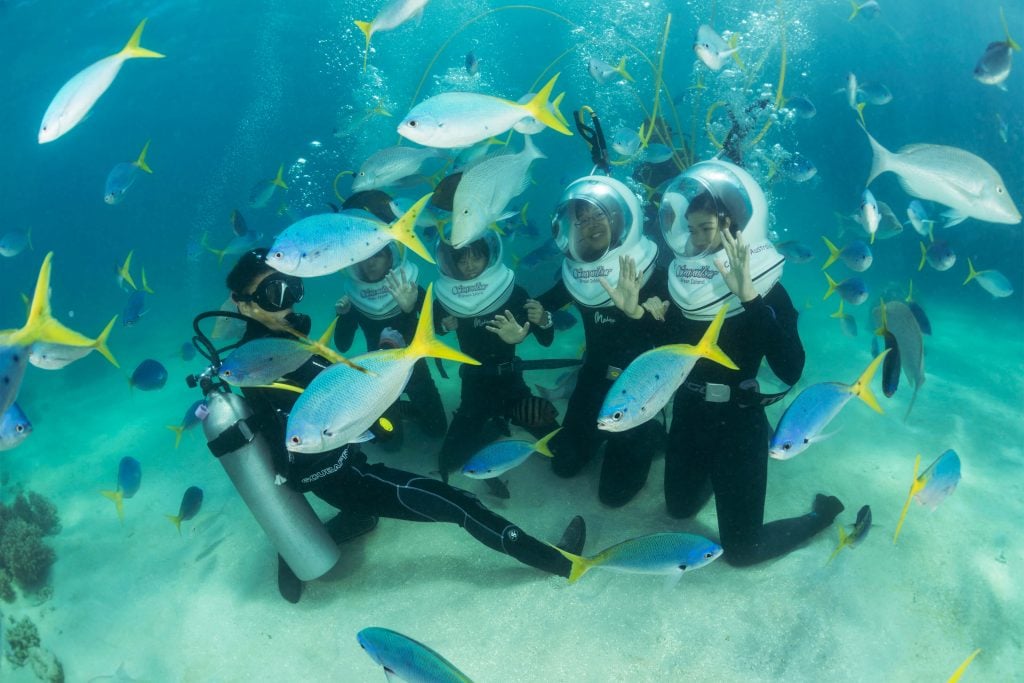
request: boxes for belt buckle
[606,365,623,380]
[496,361,515,376]
[704,383,731,403]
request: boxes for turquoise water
[1,0,1022,680]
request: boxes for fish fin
[120,250,138,291]
[100,489,126,522]
[962,257,979,286]
[693,304,739,369]
[822,271,838,300]
[93,315,120,368]
[166,514,183,535]
[856,102,867,128]
[849,349,889,413]
[532,428,561,458]
[259,381,305,394]
[827,525,849,564]
[522,74,573,136]
[893,454,923,543]
[550,543,591,584]
[550,93,570,128]
[905,279,914,302]
[407,284,480,366]
[272,164,288,190]
[119,19,165,60]
[142,267,155,294]
[861,123,890,186]
[316,317,339,348]
[941,209,967,228]
[614,56,635,82]
[11,253,94,348]
[820,236,840,270]
[354,20,373,72]
[947,648,982,683]
[848,0,860,21]
[135,139,153,174]
[918,242,927,271]
[166,424,185,449]
[830,300,845,320]
[385,193,435,264]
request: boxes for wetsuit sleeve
[432,297,449,335]
[535,279,572,318]
[742,284,804,386]
[333,311,357,352]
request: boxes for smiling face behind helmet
[552,177,634,263]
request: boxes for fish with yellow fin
[827,505,872,563]
[893,449,961,544]
[100,456,142,523]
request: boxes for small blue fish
[822,236,872,272]
[611,126,641,157]
[893,449,961,543]
[166,486,204,534]
[556,532,723,584]
[786,95,817,119]
[130,359,167,391]
[101,455,142,521]
[905,200,933,237]
[918,239,956,272]
[0,402,32,451]
[166,399,206,449]
[781,153,817,182]
[860,189,880,244]
[963,258,1013,298]
[769,351,888,459]
[104,140,153,205]
[465,51,479,76]
[879,331,900,398]
[0,228,32,257]
[775,240,814,264]
[230,209,249,237]
[823,272,868,305]
[828,504,872,563]
[122,290,147,326]
[461,429,559,479]
[180,342,196,361]
[357,627,473,683]
[904,281,932,335]
[830,301,858,338]
[249,164,288,209]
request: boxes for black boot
[277,555,303,604]
[556,515,587,556]
[325,513,379,544]
[811,494,845,527]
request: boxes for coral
[0,519,55,589]
[0,567,14,602]
[12,492,61,536]
[4,616,40,668]
[30,646,65,683]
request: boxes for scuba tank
[188,312,340,582]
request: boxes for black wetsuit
[333,285,448,447]
[434,285,559,478]
[660,284,832,566]
[537,273,667,507]
[240,313,572,578]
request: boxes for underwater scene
[1,0,1022,680]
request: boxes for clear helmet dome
[436,229,504,281]
[349,242,404,284]
[659,160,767,257]
[551,176,642,263]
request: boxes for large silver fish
[351,146,442,192]
[863,128,1021,226]
[354,0,433,70]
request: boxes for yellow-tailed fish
[893,449,961,544]
[597,305,737,432]
[166,399,206,449]
[587,56,634,84]
[287,285,477,452]
[827,504,872,563]
[461,428,560,479]
[267,193,435,277]
[351,145,443,192]
[354,0,433,71]
[357,627,473,683]
[554,532,723,585]
[29,314,119,370]
[963,258,1014,298]
[100,456,142,523]
[769,350,889,459]
[115,250,138,291]
[141,267,155,294]
[39,19,164,143]
[166,486,203,535]
[249,164,288,209]
[104,139,153,205]
[946,648,981,683]
[200,230,262,266]
[871,300,924,418]
[397,74,572,149]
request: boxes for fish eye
[612,410,623,420]
[408,120,417,128]
[290,436,301,445]
[704,552,714,559]
[782,443,791,450]
[997,186,1005,194]
[16,425,24,433]
[802,437,809,444]
[222,369,231,376]
[678,563,688,570]
[273,251,284,259]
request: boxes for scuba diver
[332,193,447,451]
[612,159,845,565]
[216,248,584,602]
[531,175,666,507]
[432,230,561,492]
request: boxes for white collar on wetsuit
[660,160,784,320]
[433,231,515,318]
[342,243,420,320]
[552,175,659,308]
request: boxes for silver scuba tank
[203,389,340,581]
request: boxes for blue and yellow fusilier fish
[29,315,119,370]
[248,164,288,209]
[166,399,207,449]
[963,258,1014,298]
[354,0,433,72]
[267,193,435,277]
[287,285,478,453]
[597,305,737,433]
[554,532,723,585]
[104,140,153,204]
[893,449,961,544]
[38,19,165,144]
[461,428,560,479]
[0,402,33,452]
[828,504,872,563]
[166,486,204,535]
[357,626,473,683]
[769,350,889,460]
[823,272,869,305]
[397,74,572,149]
[101,456,142,522]
[218,319,361,385]
[1,253,107,414]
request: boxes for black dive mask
[234,274,304,312]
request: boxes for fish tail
[829,300,845,320]
[962,257,979,285]
[316,317,339,348]
[551,544,593,584]
[822,271,838,301]
[550,93,570,129]
[918,242,927,272]
[100,489,126,522]
[827,526,849,564]
[892,454,922,544]
[848,0,860,20]
[120,18,165,60]
[522,74,573,137]
[820,236,841,271]
[272,164,288,190]
[407,284,480,366]
[11,253,93,348]
[142,267,155,294]
[385,193,435,264]
[165,513,183,535]
[694,305,739,370]
[614,56,635,82]
[93,315,120,368]
[354,20,373,72]
[1001,6,1020,51]
[862,123,890,185]
[532,428,561,458]
[849,349,888,414]
[166,424,185,449]
[135,139,153,174]
[120,250,138,291]
[905,279,914,303]
[947,648,982,683]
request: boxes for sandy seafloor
[1,274,1022,683]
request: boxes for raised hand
[599,255,644,319]
[715,229,757,302]
[485,309,530,344]
[385,269,418,313]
